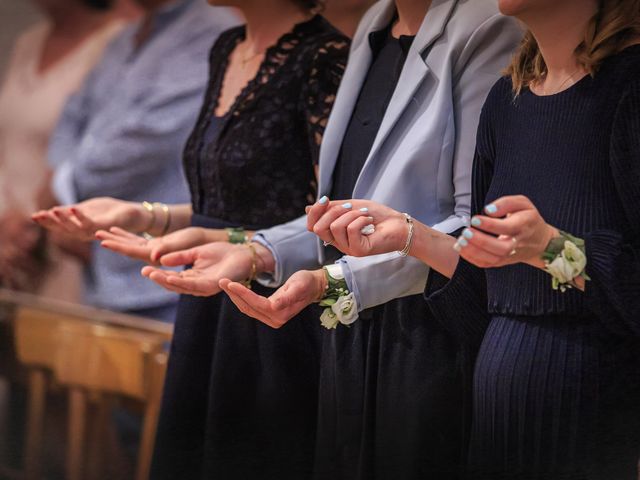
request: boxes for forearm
[409,221,460,279]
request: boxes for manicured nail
[453,242,462,252]
[471,217,482,227]
[361,224,375,235]
[359,207,369,213]
[458,237,468,247]
[485,204,498,214]
[342,202,352,209]
[319,196,328,205]
[462,228,474,239]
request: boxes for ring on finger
[509,236,517,256]
[323,240,333,247]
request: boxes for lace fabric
[183,15,349,228]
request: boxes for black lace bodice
[183,15,349,229]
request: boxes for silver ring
[323,240,333,247]
[509,236,517,256]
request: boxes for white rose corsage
[542,231,591,292]
[318,264,359,329]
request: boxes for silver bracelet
[397,213,414,257]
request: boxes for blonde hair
[506,0,640,94]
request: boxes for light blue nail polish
[485,204,498,214]
[471,217,482,227]
[359,207,369,213]
[342,202,352,209]
[463,229,474,239]
[319,196,328,205]
[458,237,468,247]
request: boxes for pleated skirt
[468,314,640,480]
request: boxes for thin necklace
[541,68,582,96]
[239,43,263,67]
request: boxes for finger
[109,226,142,241]
[224,281,282,328]
[69,207,96,232]
[306,196,331,231]
[346,215,376,253]
[160,248,198,267]
[483,195,533,218]
[96,229,144,245]
[146,270,193,294]
[32,211,66,233]
[329,209,372,250]
[52,208,82,233]
[455,236,505,268]
[462,228,517,258]
[165,275,220,296]
[312,202,356,244]
[100,240,151,262]
[468,215,522,239]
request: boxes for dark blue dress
[426,46,640,479]
[150,17,349,480]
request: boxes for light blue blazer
[254,0,523,311]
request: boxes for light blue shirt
[49,0,238,314]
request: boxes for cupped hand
[220,269,326,329]
[306,196,409,257]
[32,197,146,241]
[141,242,255,297]
[97,226,213,265]
[455,195,557,269]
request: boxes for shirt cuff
[337,259,364,312]
[52,162,78,205]
[252,234,282,288]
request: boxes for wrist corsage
[226,227,248,244]
[318,264,359,329]
[542,230,591,292]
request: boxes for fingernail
[359,207,369,213]
[319,196,329,205]
[462,228,474,239]
[485,204,498,214]
[453,242,462,252]
[361,224,375,235]
[458,237,468,247]
[342,202,352,209]
[471,217,482,227]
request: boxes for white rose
[545,256,575,284]
[320,309,339,329]
[331,293,359,325]
[561,241,587,278]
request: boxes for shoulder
[444,0,522,54]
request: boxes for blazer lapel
[352,0,459,195]
[318,0,396,195]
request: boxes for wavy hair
[506,0,640,94]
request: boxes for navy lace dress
[150,17,349,480]
[426,46,640,479]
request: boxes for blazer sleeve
[341,14,523,312]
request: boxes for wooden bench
[0,289,173,480]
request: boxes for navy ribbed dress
[426,46,640,479]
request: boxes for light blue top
[49,0,239,314]
[253,0,523,312]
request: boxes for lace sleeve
[300,36,349,165]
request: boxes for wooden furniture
[0,289,173,480]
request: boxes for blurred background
[0,2,42,78]
[0,1,375,479]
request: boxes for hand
[141,241,273,297]
[220,269,327,329]
[455,195,557,269]
[306,197,409,257]
[97,226,222,265]
[32,197,148,241]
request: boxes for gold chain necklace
[541,68,582,96]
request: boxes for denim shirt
[49,0,238,314]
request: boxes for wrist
[312,268,328,302]
[250,242,275,274]
[132,202,153,233]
